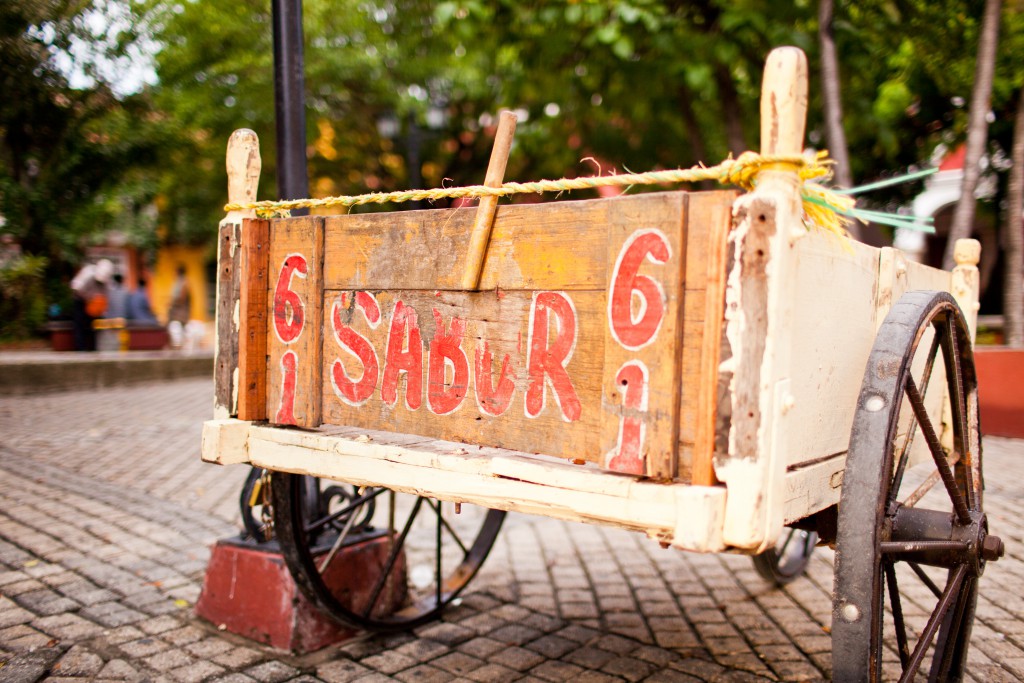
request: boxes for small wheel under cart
[271,472,506,632]
[832,291,1004,681]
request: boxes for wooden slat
[237,218,270,421]
[323,194,686,292]
[214,221,241,417]
[689,191,735,485]
[266,216,325,428]
[600,197,687,479]
[320,289,605,461]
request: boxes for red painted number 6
[273,253,308,424]
[274,254,308,343]
[608,229,671,350]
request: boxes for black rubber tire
[752,528,818,586]
[271,471,506,632]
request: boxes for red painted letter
[427,309,469,415]
[608,229,671,350]
[381,300,422,410]
[273,254,308,343]
[525,291,581,422]
[276,350,298,425]
[474,342,515,417]
[330,292,380,406]
[606,361,648,474]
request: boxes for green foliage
[0,253,48,339]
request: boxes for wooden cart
[201,48,1004,680]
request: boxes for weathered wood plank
[235,421,729,553]
[214,222,241,417]
[323,194,694,292]
[320,289,605,461]
[600,198,687,478]
[266,216,325,428]
[687,191,735,485]
[237,218,270,421]
[214,128,261,418]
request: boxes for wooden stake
[460,111,517,291]
[221,129,262,227]
[215,129,261,418]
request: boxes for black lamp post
[272,0,309,214]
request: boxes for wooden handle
[759,47,808,157]
[460,111,517,290]
[222,129,262,225]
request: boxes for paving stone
[360,651,417,675]
[487,624,543,646]
[31,613,104,640]
[97,658,140,679]
[563,645,617,670]
[393,663,453,682]
[490,646,545,672]
[316,659,372,683]
[0,646,63,683]
[170,660,226,683]
[51,645,104,677]
[211,646,263,669]
[414,621,476,646]
[242,661,300,683]
[0,597,35,629]
[119,637,170,658]
[464,662,521,682]
[529,659,587,681]
[145,648,196,672]
[456,637,504,660]
[525,634,577,659]
[431,652,483,675]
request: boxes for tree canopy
[3,0,1023,331]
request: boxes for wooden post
[214,129,261,418]
[460,111,516,291]
[718,47,808,550]
[237,218,271,421]
[952,238,982,343]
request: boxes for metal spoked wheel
[271,472,506,632]
[832,291,1003,682]
[752,528,818,586]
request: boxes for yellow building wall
[152,246,210,324]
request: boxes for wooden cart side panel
[266,216,325,428]
[780,233,882,467]
[314,191,731,476]
[237,218,270,421]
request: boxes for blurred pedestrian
[70,258,113,351]
[105,272,129,319]
[168,264,191,326]
[126,277,158,325]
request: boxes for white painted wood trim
[202,419,728,553]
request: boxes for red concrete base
[195,534,406,653]
[975,347,1024,438]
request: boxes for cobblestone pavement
[1,379,1022,682]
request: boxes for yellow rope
[224,150,855,237]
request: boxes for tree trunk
[1004,87,1024,348]
[818,0,861,241]
[942,0,1002,270]
[677,83,714,190]
[714,64,748,155]
[818,0,852,189]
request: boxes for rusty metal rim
[831,290,996,682]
